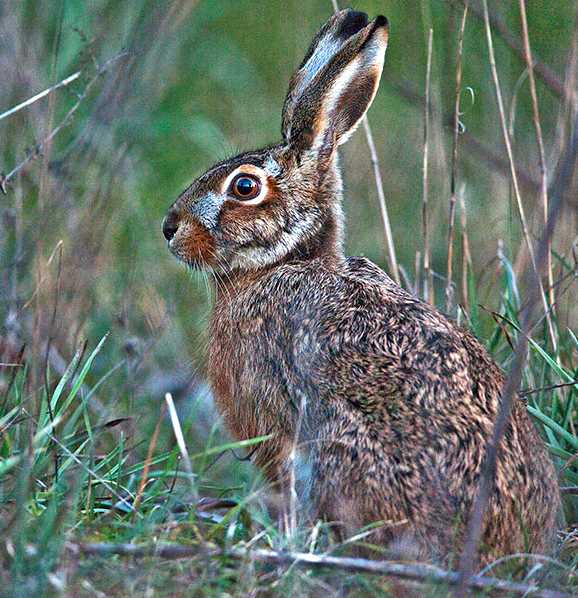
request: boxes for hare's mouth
[167,220,216,270]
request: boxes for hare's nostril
[162,212,180,242]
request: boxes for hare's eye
[231,174,261,200]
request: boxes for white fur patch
[295,35,342,99]
[189,191,225,230]
[264,156,281,177]
[229,212,318,271]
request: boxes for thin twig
[361,119,400,285]
[454,110,577,598]
[422,28,434,304]
[519,380,578,398]
[446,3,468,313]
[0,71,81,123]
[69,542,571,597]
[478,0,557,352]
[0,53,127,193]
[518,0,554,310]
[330,0,400,284]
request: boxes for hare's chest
[208,307,295,439]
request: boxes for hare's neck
[289,203,344,262]
[291,156,345,261]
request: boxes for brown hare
[162,9,560,565]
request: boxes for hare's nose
[162,210,180,241]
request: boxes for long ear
[282,9,388,156]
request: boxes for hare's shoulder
[264,256,452,335]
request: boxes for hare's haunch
[163,9,560,565]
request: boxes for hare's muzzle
[162,206,216,269]
[162,209,180,242]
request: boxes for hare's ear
[282,9,388,156]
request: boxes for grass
[1,0,577,595]
[0,248,576,596]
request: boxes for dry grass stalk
[446,3,469,313]
[361,118,401,285]
[457,0,568,100]
[422,28,434,304]
[459,185,472,306]
[518,0,554,310]
[386,75,541,194]
[330,0,400,285]
[70,542,572,597]
[477,0,557,352]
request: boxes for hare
[163,9,560,565]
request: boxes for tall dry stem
[518,0,554,310]
[422,28,434,304]
[446,3,468,313]
[459,185,472,306]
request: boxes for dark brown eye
[231,174,261,200]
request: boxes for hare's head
[163,9,388,272]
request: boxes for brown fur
[163,9,560,566]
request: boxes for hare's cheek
[176,220,216,266]
[219,204,265,241]
[219,198,285,244]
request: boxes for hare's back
[270,256,499,417]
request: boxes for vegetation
[0,0,576,595]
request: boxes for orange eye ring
[230,174,261,200]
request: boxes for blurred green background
[0,0,576,497]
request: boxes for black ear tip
[374,15,389,29]
[336,9,369,40]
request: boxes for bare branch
[68,542,571,597]
[0,70,81,123]
[454,96,578,598]
[0,53,127,194]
